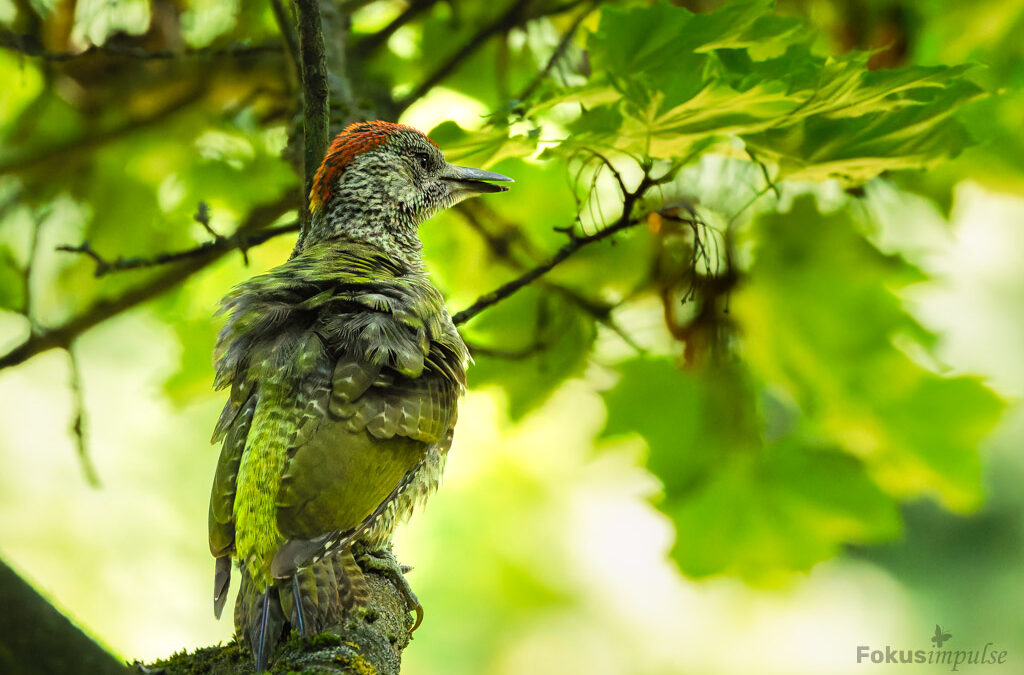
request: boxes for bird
[206,120,512,672]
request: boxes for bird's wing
[272,350,459,576]
[207,385,258,617]
[208,238,465,581]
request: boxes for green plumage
[208,236,467,664]
[207,121,511,672]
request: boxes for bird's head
[304,121,512,256]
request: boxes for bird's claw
[356,549,424,632]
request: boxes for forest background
[1,0,1023,673]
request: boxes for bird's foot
[356,549,423,631]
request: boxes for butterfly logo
[931,625,952,648]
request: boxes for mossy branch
[144,567,413,675]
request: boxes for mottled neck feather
[302,154,429,270]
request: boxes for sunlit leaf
[427,120,538,169]
[535,1,981,182]
[0,245,24,312]
[601,357,902,582]
[733,196,1004,510]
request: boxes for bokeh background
[1,1,1022,673]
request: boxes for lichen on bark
[142,569,415,675]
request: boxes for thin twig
[727,183,774,228]
[55,242,108,274]
[20,217,42,319]
[0,30,281,61]
[584,149,628,198]
[269,0,301,70]
[0,197,296,373]
[516,0,596,101]
[396,0,588,113]
[193,201,222,240]
[56,221,298,276]
[453,169,667,325]
[354,0,440,59]
[67,347,101,488]
[745,148,780,200]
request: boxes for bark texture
[142,566,414,674]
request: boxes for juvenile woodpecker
[207,121,512,671]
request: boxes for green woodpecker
[207,120,512,671]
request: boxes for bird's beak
[441,164,514,194]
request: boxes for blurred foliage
[0,0,1022,672]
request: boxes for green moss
[145,641,249,674]
[332,652,377,675]
[284,631,346,651]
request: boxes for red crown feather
[309,121,437,212]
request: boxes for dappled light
[1,1,1022,673]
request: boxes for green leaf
[601,358,760,495]
[588,1,799,78]
[540,1,981,182]
[0,245,24,312]
[427,121,537,170]
[601,357,901,582]
[733,196,1005,510]
[746,80,981,182]
[668,441,901,582]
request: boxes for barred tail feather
[236,573,286,673]
[279,566,319,636]
[237,549,371,671]
[336,549,371,612]
[213,556,232,619]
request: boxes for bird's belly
[275,419,426,541]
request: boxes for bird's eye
[415,153,431,171]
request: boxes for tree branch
[452,170,660,325]
[353,0,440,59]
[396,0,529,112]
[0,558,129,675]
[318,0,356,115]
[395,0,589,113]
[0,197,296,373]
[269,0,301,72]
[293,0,331,240]
[142,563,413,675]
[0,29,281,61]
[0,86,204,177]
[55,221,299,276]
